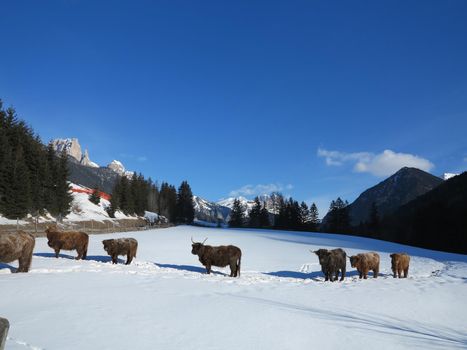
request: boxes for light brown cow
[390,253,410,278]
[45,225,89,260]
[349,252,380,279]
[0,231,35,272]
[102,238,138,265]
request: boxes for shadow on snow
[155,263,227,276]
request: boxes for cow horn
[191,236,195,243]
[202,238,208,245]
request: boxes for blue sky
[1,0,466,216]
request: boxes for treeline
[106,176,195,224]
[228,193,320,232]
[0,101,72,220]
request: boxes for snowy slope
[1,227,466,350]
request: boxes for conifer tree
[259,202,270,227]
[52,149,73,219]
[309,202,320,231]
[229,198,245,228]
[248,197,262,228]
[89,186,101,205]
[176,181,195,224]
[299,202,310,229]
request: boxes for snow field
[1,226,466,350]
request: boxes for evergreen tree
[176,181,195,224]
[2,145,31,219]
[259,202,270,227]
[89,186,101,205]
[147,178,159,213]
[229,198,245,228]
[324,197,350,233]
[299,202,310,229]
[159,182,177,222]
[309,202,320,231]
[52,149,73,219]
[248,197,261,227]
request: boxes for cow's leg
[112,255,118,264]
[340,267,345,281]
[126,253,133,265]
[373,267,379,278]
[206,264,211,274]
[404,267,409,278]
[363,269,368,279]
[54,248,60,258]
[359,271,363,279]
[76,249,82,260]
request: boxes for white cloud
[317,148,434,177]
[229,183,293,197]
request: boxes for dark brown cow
[313,248,347,282]
[349,252,380,279]
[390,253,410,278]
[0,231,35,272]
[102,238,138,265]
[45,225,89,260]
[191,237,242,277]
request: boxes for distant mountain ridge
[344,167,443,225]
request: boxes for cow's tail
[237,255,241,277]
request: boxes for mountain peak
[51,138,98,168]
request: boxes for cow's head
[102,239,112,253]
[313,249,330,265]
[349,255,360,268]
[191,237,207,255]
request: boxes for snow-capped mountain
[217,193,282,214]
[52,138,99,168]
[107,160,134,178]
[193,196,230,224]
[52,138,134,177]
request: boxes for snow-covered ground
[1,226,466,350]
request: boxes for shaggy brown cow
[45,225,89,260]
[102,238,138,265]
[390,253,410,278]
[191,237,242,277]
[349,252,380,279]
[313,248,347,282]
[0,231,35,272]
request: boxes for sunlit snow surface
[1,226,466,350]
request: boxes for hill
[381,172,467,254]
[325,167,443,226]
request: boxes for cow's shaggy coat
[349,252,380,279]
[45,225,89,260]
[191,238,242,277]
[313,248,347,281]
[102,238,138,265]
[0,231,35,272]
[390,253,410,278]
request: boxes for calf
[45,225,89,260]
[313,248,347,282]
[349,252,380,279]
[191,237,242,277]
[102,238,138,265]
[0,231,35,272]
[390,253,410,278]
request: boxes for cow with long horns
[191,237,242,277]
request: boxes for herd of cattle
[0,226,410,280]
